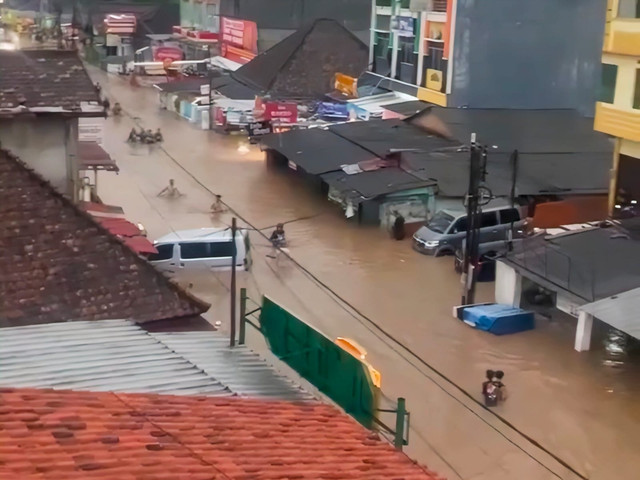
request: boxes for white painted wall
[495,261,522,307]
[0,118,75,197]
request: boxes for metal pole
[230,217,237,347]
[208,74,213,130]
[239,287,247,345]
[508,149,519,251]
[394,397,406,450]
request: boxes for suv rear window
[180,241,235,259]
[500,208,520,224]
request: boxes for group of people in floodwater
[127,127,164,144]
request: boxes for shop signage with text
[246,121,273,137]
[334,73,358,97]
[264,102,297,124]
[220,17,257,64]
[153,46,184,62]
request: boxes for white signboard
[78,117,105,144]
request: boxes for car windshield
[427,211,455,233]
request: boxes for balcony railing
[594,102,640,142]
[432,0,448,13]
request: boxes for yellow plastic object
[335,337,382,389]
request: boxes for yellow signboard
[334,73,358,98]
[426,68,443,92]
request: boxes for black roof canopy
[232,18,368,100]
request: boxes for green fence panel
[259,296,377,428]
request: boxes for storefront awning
[96,217,142,237]
[122,236,158,255]
[78,142,119,172]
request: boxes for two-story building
[0,49,105,201]
[368,0,605,113]
[593,0,640,215]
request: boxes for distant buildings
[0,50,104,200]
[368,0,605,113]
[179,0,372,51]
[593,0,640,215]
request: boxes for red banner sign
[220,17,257,64]
[264,102,297,124]
[153,46,184,62]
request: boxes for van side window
[148,244,173,261]
[180,242,210,259]
[500,208,520,224]
[209,241,234,257]
[481,211,498,228]
[452,217,467,233]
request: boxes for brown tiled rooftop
[0,49,101,113]
[0,149,209,327]
[0,387,443,480]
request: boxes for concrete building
[368,0,605,113]
[495,221,640,352]
[0,50,104,201]
[593,0,640,215]
[180,0,371,51]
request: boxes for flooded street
[91,68,640,480]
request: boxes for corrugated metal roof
[0,320,230,396]
[0,320,311,400]
[580,287,640,340]
[149,332,314,401]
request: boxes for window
[600,64,618,104]
[480,212,498,228]
[634,69,640,110]
[148,244,173,261]
[210,241,235,258]
[451,216,468,233]
[180,242,210,259]
[180,242,235,259]
[499,208,520,224]
[618,0,640,18]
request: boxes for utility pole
[229,217,237,347]
[461,134,487,305]
[208,74,213,130]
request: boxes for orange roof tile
[0,387,443,480]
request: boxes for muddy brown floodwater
[89,67,640,480]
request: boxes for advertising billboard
[220,17,258,64]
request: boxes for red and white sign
[220,17,257,64]
[186,30,219,42]
[104,14,136,35]
[264,102,297,124]
[152,46,184,62]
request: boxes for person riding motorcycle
[269,223,287,248]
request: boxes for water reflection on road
[93,69,640,480]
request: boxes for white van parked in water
[148,228,251,273]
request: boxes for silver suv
[413,200,527,256]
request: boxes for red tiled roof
[0,387,443,480]
[0,50,102,114]
[0,149,209,327]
